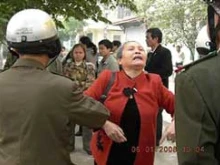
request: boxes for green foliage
[0,0,137,42]
[58,17,85,43]
[136,0,207,60]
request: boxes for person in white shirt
[175,45,185,68]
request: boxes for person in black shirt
[145,28,173,146]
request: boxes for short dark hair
[146,28,163,43]
[98,39,113,49]
[112,40,121,48]
[79,36,97,55]
[79,36,91,46]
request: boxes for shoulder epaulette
[175,51,218,74]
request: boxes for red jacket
[85,70,174,165]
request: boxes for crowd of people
[0,0,219,165]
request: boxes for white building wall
[81,20,125,47]
[124,24,147,49]
[106,30,125,42]
[84,29,125,46]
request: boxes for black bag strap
[99,72,116,103]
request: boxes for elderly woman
[85,41,175,165]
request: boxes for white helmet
[6,9,61,58]
[195,25,211,57]
[204,0,220,51]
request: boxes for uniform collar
[12,58,45,70]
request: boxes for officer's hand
[160,119,175,144]
[102,120,127,143]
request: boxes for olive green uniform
[4,53,63,75]
[0,58,109,165]
[47,57,63,75]
[175,51,220,165]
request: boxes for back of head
[79,36,97,55]
[6,9,61,58]
[79,36,91,46]
[98,39,113,49]
[146,28,163,43]
[112,40,121,48]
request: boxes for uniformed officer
[3,47,63,75]
[195,25,211,58]
[0,9,126,165]
[175,0,220,164]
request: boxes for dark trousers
[156,108,163,146]
[82,126,92,153]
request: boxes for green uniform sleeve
[68,83,110,129]
[47,58,63,75]
[175,72,219,165]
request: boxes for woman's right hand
[102,120,127,143]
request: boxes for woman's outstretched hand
[160,119,175,144]
[102,120,127,143]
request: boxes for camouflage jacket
[64,61,95,91]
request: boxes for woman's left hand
[159,120,175,144]
[102,120,127,143]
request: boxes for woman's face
[118,42,147,70]
[73,46,85,62]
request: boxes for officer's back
[0,58,80,164]
[0,9,109,165]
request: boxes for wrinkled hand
[160,119,175,144]
[102,120,127,143]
